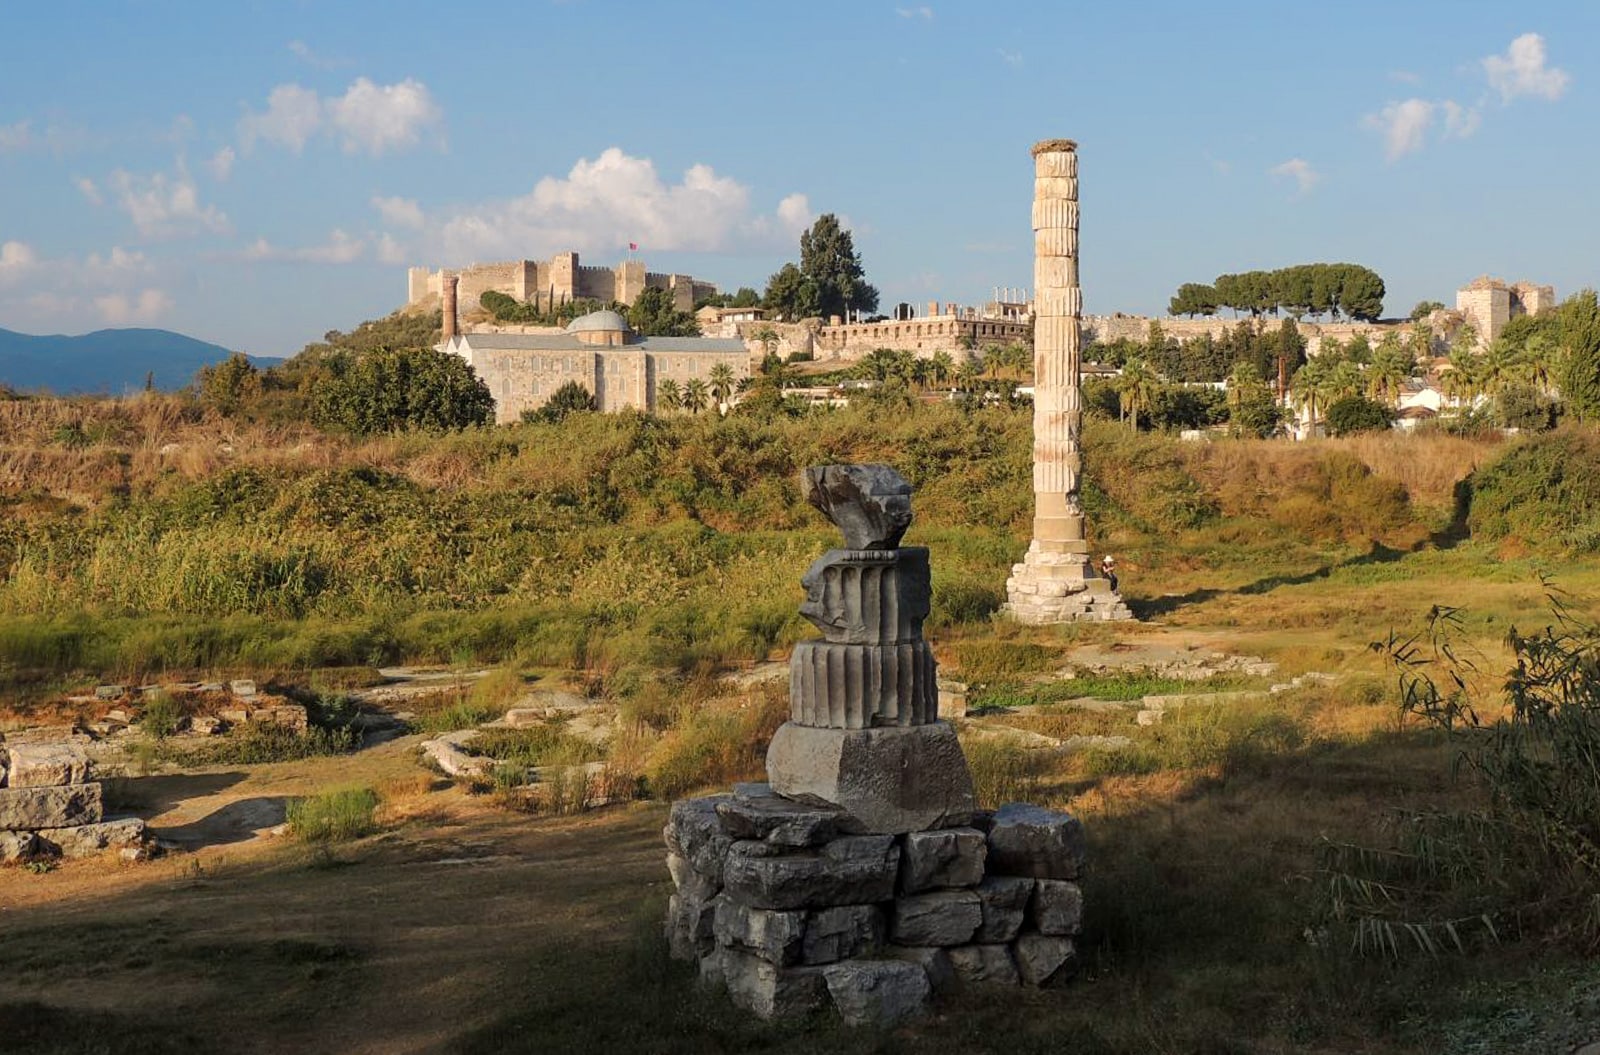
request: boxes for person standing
[1101,555,1118,593]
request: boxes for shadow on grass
[152,795,289,849]
[101,770,248,818]
[1130,542,1410,619]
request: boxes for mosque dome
[565,309,630,334]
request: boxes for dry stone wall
[0,736,148,862]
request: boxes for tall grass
[285,786,381,842]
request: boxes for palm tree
[656,378,682,414]
[929,350,954,388]
[1440,352,1483,410]
[955,359,981,392]
[1116,357,1156,430]
[709,363,735,411]
[910,358,931,391]
[1478,338,1529,402]
[1290,354,1335,430]
[1226,360,1268,437]
[683,378,710,414]
[1326,360,1364,403]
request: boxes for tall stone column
[1004,139,1131,624]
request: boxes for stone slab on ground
[722,835,900,911]
[973,875,1033,943]
[946,943,1020,986]
[1032,879,1084,935]
[822,960,930,1028]
[900,827,986,893]
[0,782,103,830]
[765,721,974,835]
[6,743,92,787]
[35,817,147,858]
[802,904,884,965]
[891,890,982,947]
[419,739,494,780]
[984,803,1087,879]
[1013,932,1076,986]
[721,947,829,1020]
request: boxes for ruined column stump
[665,464,1092,1026]
[1004,138,1132,624]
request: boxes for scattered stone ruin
[664,464,1087,1027]
[0,733,148,863]
[1004,140,1131,624]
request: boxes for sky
[0,1,1596,356]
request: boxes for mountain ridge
[0,326,278,394]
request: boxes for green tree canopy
[1325,394,1394,436]
[1410,300,1446,321]
[313,346,494,436]
[799,213,879,320]
[1559,289,1600,422]
[627,287,700,337]
[526,380,596,424]
[1179,264,1386,322]
[762,262,819,321]
[195,353,262,416]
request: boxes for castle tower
[1004,139,1131,623]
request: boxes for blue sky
[0,1,1595,355]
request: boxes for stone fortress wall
[408,251,717,315]
[470,346,745,422]
[1455,276,1555,348]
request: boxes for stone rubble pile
[665,786,1084,1026]
[0,737,149,863]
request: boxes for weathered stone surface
[985,803,1087,879]
[801,464,913,551]
[766,722,974,835]
[884,945,954,993]
[900,827,986,893]
[666,852,719,903]
[715,791,842,848]
[420,739,494,780]
[697,947,725,989]
[721,947,829,1020]
[664,795,733,884]
[974,875,1033,942]
[0,782,102,830]
[802,904,884,965]
[1014,932,1077,987]
[797,549,929,647]
[0,830,38,861]
[891,890,982,947]
[1032,879,1084,935]
[822,959,930,1028]
[946,943,1020,986]
[788,639,937,728]
[7,743,91,787]
[665,891,718,962]
[229,679,259,698]
[35,818,147,858]
[713,896,806,966]
[723,835,900,910]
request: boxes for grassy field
[5,393,1600,1051]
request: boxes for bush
[313,346,493,435]
[524,381,596,425]
[1325,395,1393,437]
[286,786,381,842]
[1468,427,1600,551]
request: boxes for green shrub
[469,724,603,768]
[1468,427,1600,551]
[1325,395,1394,436]
[138,691,184,739]
[286,786,381,843]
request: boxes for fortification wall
[813,316,1027,361]
[1083,314,1408,357]
[575,265,619,303]
[408,252,717,311]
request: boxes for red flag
[628,242,638,251]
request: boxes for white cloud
[0,120,31,151]
[895,6,933,18]
[206,146,236,181]
[238,83,324,153]
[775,193,812,236]
[376,232,408,265]
[1441,100,1481,139]
[84,246,150,277]
[327,78,442,154]
[1364,98,1435,160]
[94,288,173,325]
[0,240,37,277]
[372,195,425,229]
[237,78,442,156]
[108,161,231,237]
[1269,158,1320,194]
[998,49,1024,67]
[1484,32,1569,102]
[429,148,803,261]
[74,176,104,205]
[288,39,344,70]
[241,229,365,264]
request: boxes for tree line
[1169,264,1386,322]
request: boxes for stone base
[765,722,974,835]
[1003,542,1133,624]
[663,787,1087,1023]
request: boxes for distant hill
[0,327,278,394]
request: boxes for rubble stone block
[822,959,931,1028]
[946,943,1020,986]
[891,890,982,947]
[721,948,829,1020]
[985,803,1087,879]
[0,782,103,831]
[1014,932,1077,987]
[35,818,147,858]
[900,827,986,893]
[665,795,734,884]
[974,875,1033,942]
[1031,879,1084,935]
[666,852,720,903]
[7,743,91,788]
[715,790,842,848]
[723,835,900,911]
[697,947,725,989]
[884,945,954,993]
[0,830,38,861]
[802,904,884,965]
[713,896,806,966]
[766,722,974,835]
[665,890,718,962]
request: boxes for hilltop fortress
[407,251,717,315]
